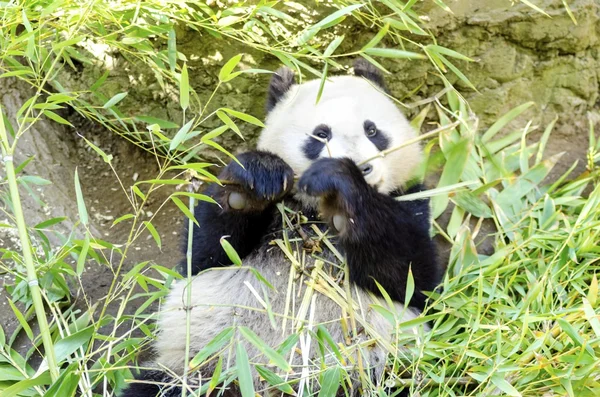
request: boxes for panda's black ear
[353,58,387,91]
[266,67,296,112]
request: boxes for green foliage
[1,1,598,397]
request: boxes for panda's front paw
[298,158,369,203]
[220,151,294,211]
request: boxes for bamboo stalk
[182,193,196,397]
[0,105,59,382]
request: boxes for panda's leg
[119,370,173,397]
[183,150,294,276]
[120,369,242,397]
[298,157,441,312]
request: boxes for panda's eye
[312,125,331,141]
[364,120,378,138]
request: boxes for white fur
[155,252,425,389]
[257,75,421,195]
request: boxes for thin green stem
[0,106,59,382]
[182,195,196,397]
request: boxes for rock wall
[52,1,599,164]
[419,0,599,126]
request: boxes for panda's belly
[154,245,424,382]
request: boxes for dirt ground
[0,79,184,353]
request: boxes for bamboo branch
[0,105,59,382]
[182,189,196,397]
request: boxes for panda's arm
[299,158,441,312]
[183,151,293,276]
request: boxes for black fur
[181,150,294,276]
[364,120,390,151]
[353,58,387,91]
[298,157,439,312]
[121,370,239,397]
[266,67,296,112]
[120,370,168,397]
[302,124,331,160]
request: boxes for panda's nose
[359,163,373,176]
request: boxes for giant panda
[122,59,441,397]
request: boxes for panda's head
[257,59,422,195]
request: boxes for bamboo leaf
[76,234,90,276]
[588,274,598,307]
[7,299,33,340]
[1,372,52,397]
[143,221,161,249]
[316,63,328,104]
[324,35,345,57]
[0,364,25,381]
[255,365,294,394]
[491,374,521,397]
[437,54,476,91]
[112,213,134,226]
[239,327,291,372]
[203,139,241,166]
[102,92,127,109]
[79,134,112,163]
[190,327,234,367]
[236,342,255,397]
[219,54,243,82]
[168,29,177,71]
[313,4,363,30]
[169,119,194,151]
[482,102,535,143]
[207,356,223,395]
[180,63,189,110]
[318,366,341,397]
[221,108,265,127]
[582,298,600,338]
[52,35,84,52]
[134,116,178,129]
[74,168,88,225]
[220,236,242,266]
[361,24,389,51]
[426,44,473,61]
[34,217,66,230]
[216,110,243,139]
[54,326,94,363]
[405,267,415,306]
[43,110,73,126]
[171,196,198,227]
[364,47,425,59]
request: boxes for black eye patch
[303,124,331,160]
[364,120,389,151]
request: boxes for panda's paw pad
[223,151,294,202]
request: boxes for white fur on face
[257,75,422,194]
